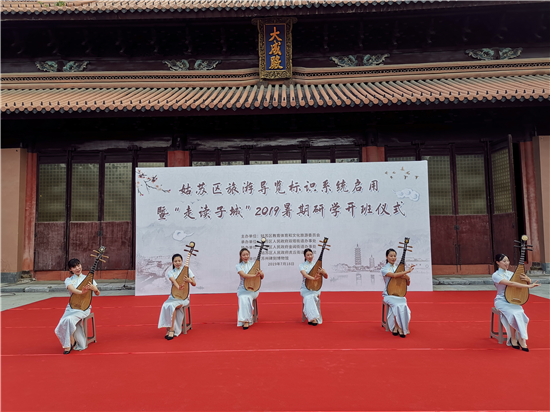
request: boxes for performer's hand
[520,274,531,284]
[529,281,541,288]
[408,265,416,273]
[179,283,186,290]
[313,273,321,280]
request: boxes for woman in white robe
[492,253,540,351]
[236,248,264,330]
[381,248,415,338]
[158,253,196,340]
[55,258,100,354]
[300,248,328,326]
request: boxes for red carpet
[1,291,549,412]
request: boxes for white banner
[135,161,432,295]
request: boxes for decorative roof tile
[0,0,522,16]
[3,60,549,114]
[2,73,548,115]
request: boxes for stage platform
[2,291,549,412]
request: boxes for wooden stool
[82,312,97,345]
[490,307,507,344]
[181,306,192,334]
[252,298,258,323]
[381,302,390,332]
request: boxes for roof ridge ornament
[163,59,222,71]
[330,54,390,67]
[63,61,89,72]
[35,61,58,72]
[194,60,221,71]
[163,59,190,71]
[465,47,522,61]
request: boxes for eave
[2,58,549,117]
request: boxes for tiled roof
[2,71,548,115]
[0,0,517,16]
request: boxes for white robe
[381,262,411,334]
[300,261,323,324]
[492,268,529,343]
[54,274,97,350]
[236,261,259,326]
[158,267,195,336]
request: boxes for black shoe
[63,341,76,354]
[311,322,318,326]
[508,339,520,349]
[399,332,406,338]
[392,329,399,336]
[308,321,313,325]
[243,326,249,330]
[519,344,529,352]
[166,331,175,340]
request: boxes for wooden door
[34,222,66,270]
[424,149,493,266]
[422,153,458,265]
[454,152,492,264]
[487,136,518,264]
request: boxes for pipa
[244,238,269,292]
[171,242,198,300]
[386,238,412,297]
[69,246,107,311]
[305,237,330,292]
[504,235,533,306]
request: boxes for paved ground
[2,275,548,311]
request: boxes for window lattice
[491,149,513,214]
[336,158,359,163]
[192,161,216,167]
[104,163,132,221]
[138,162,165,168]
[388,157,416,162]
[71,163,99,221]
[250,160,273,165]
[38,164,66,222]
[221,160,245,166]
[456,155,487,215]
[422,156,452,215]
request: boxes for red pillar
[22,152,37,272]
[362,146,385,162]
[167,151,190,167]
[377,146,385,162]
[520,141,541,266]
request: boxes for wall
[1,148,27,282]
[533,135,550,273]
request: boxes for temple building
[1,0,549,282]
